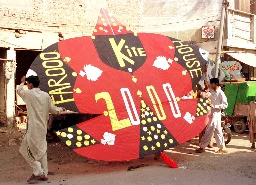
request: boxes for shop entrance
[15,50,41,85]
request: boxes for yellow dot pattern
[61,132,67,137]
[84,135,90,139]
[103,111,109,116]
[76,142,82,147]
[84,140,90,146]
[147,136,152,141]
[55,126,100,149]
[72,72,77,77]
[74,88,82,94]
[141,120,146,125]
[139,99,178,158]
[196,98,210,117]
[66,140,72,146]
[77,136,82,141]
[77,130,82,135]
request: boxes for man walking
[196,71,228,153]
[248,99,256,150]
[17,75,64,184]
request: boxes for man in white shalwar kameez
[196,71,228,154]
[248,99,256,149]
[17,75,64,184]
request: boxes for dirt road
[0,128,255,185]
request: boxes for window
[234,0,252,13]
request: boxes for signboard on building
[220,61,244,80]
[201,26,215,38]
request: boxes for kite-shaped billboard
[28,8,209,162]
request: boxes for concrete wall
[0,49,7,124]
[0,60,5,124]
[0,48,16,126]
[140,0,222,40]
[5,49,16,127]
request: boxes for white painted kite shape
[26,69,38,77]
[153,56,173,70]
[199,48,209,61]
[67,134,73,139]
[80,64,103,81]
[183,112,195,124]
[101,132,116,145]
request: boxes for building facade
[223,0,256,80]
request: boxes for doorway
[15,50,41,85]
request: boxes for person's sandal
[251,143,255,150]
[27,174,38,184]
[195,148,205,153]
[37,175,48,181]
[216,149,228,153]
[207,144,213,148]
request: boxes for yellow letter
[189,68,202,78]
[46,68,65,76]
[48,74,70,87]
[146,85,166,120]
[42,60,63,69]
[51,95,74,104]
[109,38,135,67]
[185,58,200,68]
[137,48,146,56]
[173,41,189,48]
[178,47,193,55]
[49,85,73,95]
[40,52,60,60]
[95,92,132,131]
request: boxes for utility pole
[214,0,229,78]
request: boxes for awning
[228,53,256,67]
[0,30,59,50]
[0,58,12,61]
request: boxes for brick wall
[0,0,221,43]
[0,0,93,35]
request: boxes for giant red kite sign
[28,8,209,162]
